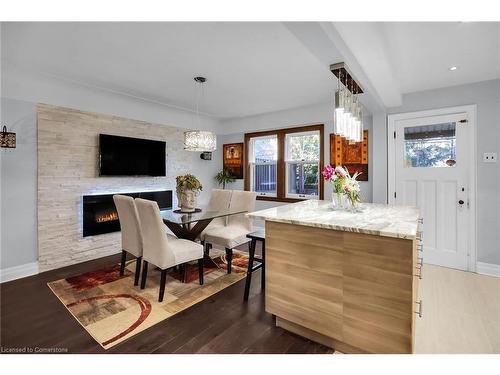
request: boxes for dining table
[160,207,247,242]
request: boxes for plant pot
[177,189,199,213]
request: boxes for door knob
[458,199,464,205]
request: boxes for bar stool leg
[244,239,256,301]
[261,240,265,290]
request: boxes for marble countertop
[247,200,420,240]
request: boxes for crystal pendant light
[184,77,217,152]
[334,88,345,136]
[332,63,363,143]
[334,70,346,137]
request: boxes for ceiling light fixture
[184,76,217,154]
[449,66,458,71]
[331,62,364,143]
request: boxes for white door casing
[388,106,477,272]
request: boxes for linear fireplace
[82,190,172,237]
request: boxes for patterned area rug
[48,249,249,349]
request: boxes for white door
[389,110,474,271]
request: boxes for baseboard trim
[0,262,39,283]
[476,262,500,278]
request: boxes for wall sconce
[0,125,16,149]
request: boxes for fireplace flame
[95,212,119,223]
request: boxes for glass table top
[160,206,247,225]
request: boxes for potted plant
[176,174,203,213]
[214,168,236,189]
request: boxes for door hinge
[394,131,396,139]
[394,191,397,199]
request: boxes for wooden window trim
[244,124,324,202]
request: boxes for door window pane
[287,163,319,196]
[404,122,456,168]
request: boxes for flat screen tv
[99,134,166,176]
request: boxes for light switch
[483,152,497,163]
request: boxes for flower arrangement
[343,170,362,207]
[176,174,203,193]
[321,165,361,210]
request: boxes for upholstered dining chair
[199,189,232,244]
[203,190,257,274]
[135,198,205,302]
[113,194,143,286]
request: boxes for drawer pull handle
[415,300,423,318]
[415,260,423,279]
[414,268,422,279]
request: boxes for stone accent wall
[37,104,192,271]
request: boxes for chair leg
[204,242,212,257]
[244,239,257,301]
[261,240,265,290]
[119,250,127,276]
[140,261,149,289]
[134,256,142,286]
[225,248,233,274]
[159,269,167,302]
[182,263,188,283]
[198,258,204,285]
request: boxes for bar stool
[243,228,265,301]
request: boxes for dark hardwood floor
[0,246,333,354]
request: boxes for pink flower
[321,165,334,181]
[335,166,347,177]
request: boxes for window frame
[244,124,324,203]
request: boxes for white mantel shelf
[247,200,420,240]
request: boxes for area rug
[48,249,249,349]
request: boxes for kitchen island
[248,200,421,354]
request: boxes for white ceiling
[2,22,499,118]
[1,22,339,119]
[334,22,500,107]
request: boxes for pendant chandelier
[184,76,217,152]
[331,63,364,143]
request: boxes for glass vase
[346,197,360,212]
[332,192,346,210]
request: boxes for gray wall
[373,79,500,265]
[0,68,221,271]
[0,98,37,269]
[218,101,374,208]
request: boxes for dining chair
[203,190,257,274]
[199,189,232,246]
[113,195,143,286]
[135,198,205,302]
